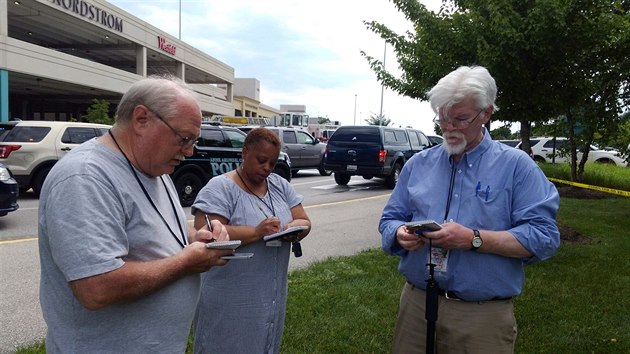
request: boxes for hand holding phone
[404,219,442,233]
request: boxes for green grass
[281,249,404,354]
[15,189,630,354]
[513,197,630,353]
[538,162,630,191]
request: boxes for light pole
[178,0,182,39]
[353,94,357,125]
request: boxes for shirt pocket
[464,187,511,230]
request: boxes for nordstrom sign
[49,0,123,32]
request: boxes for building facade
[233,78,279,119]
[0,0,235,122]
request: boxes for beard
[441,131,467,156]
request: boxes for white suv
[521,137,628,167]
[0,121,110,196]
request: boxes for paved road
[0,175,391,353]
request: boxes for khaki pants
[392,282,517,354]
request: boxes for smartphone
[221,253,254,260]
[205,240,241,250]
[404,220,442,232]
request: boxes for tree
[490,124,514,140]
[362,0,630,181]
[365,113,392,126]
[318,117,331,124]
[83,99,113,125]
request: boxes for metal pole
[353,94,357,125]
[178,0,182,40]
[379,41,386,117]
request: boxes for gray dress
[191,173,303,354]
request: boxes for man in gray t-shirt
[38,76,233,353]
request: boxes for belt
[407,281,512,302]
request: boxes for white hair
[428,66,499,115]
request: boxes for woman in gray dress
[191,127,311,354]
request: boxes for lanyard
[109,130,187,249]
[235,168,275,218]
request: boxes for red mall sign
[158,36,176,55]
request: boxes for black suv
[170,124,291,206]
[323,125,430,188]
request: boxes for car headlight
[0,166,11,181]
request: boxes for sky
[107,0,443,135]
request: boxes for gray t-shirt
[38,139,199,353]
[191,174,303,354]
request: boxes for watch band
[471,229,482,250]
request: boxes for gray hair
[427,66,499,115]
[115,74,197,123]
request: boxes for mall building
[0,0,279,122]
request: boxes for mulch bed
[558,222,593,244]
[555,184,616,199]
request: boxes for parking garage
[0,0,235,121]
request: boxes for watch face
[472,237,483,248]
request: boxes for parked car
[0,121,110,197]
[427,135,444,146]
[498,139,520,147]
[323,125,431,189]
[170,124,292,207]
[239,126,330,176]
[0,162,19,217]
[317,129,337,142]
[517,137,628,166]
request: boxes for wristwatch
[471,229,483,250]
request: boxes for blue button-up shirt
[379,130,560,301]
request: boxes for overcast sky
[108,0,442,134]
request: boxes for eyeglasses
[144,105,198,148]
[433,109,485,129]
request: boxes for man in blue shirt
[379,66,560,354]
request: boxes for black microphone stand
[425,239,439,354]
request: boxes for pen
[475,181,481,196]
[485,185,490,201]
[204,214,216,242]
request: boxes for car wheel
[385,163,402,189]
[32,166,52,198]
[318,161,332,176]
[334,172,351,186]
[273,165,292,182]
[173,172,204,207]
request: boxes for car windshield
[331,128,381,143]
[499,140,519,147]
[2,126,51,143]
[0,123,18,142]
